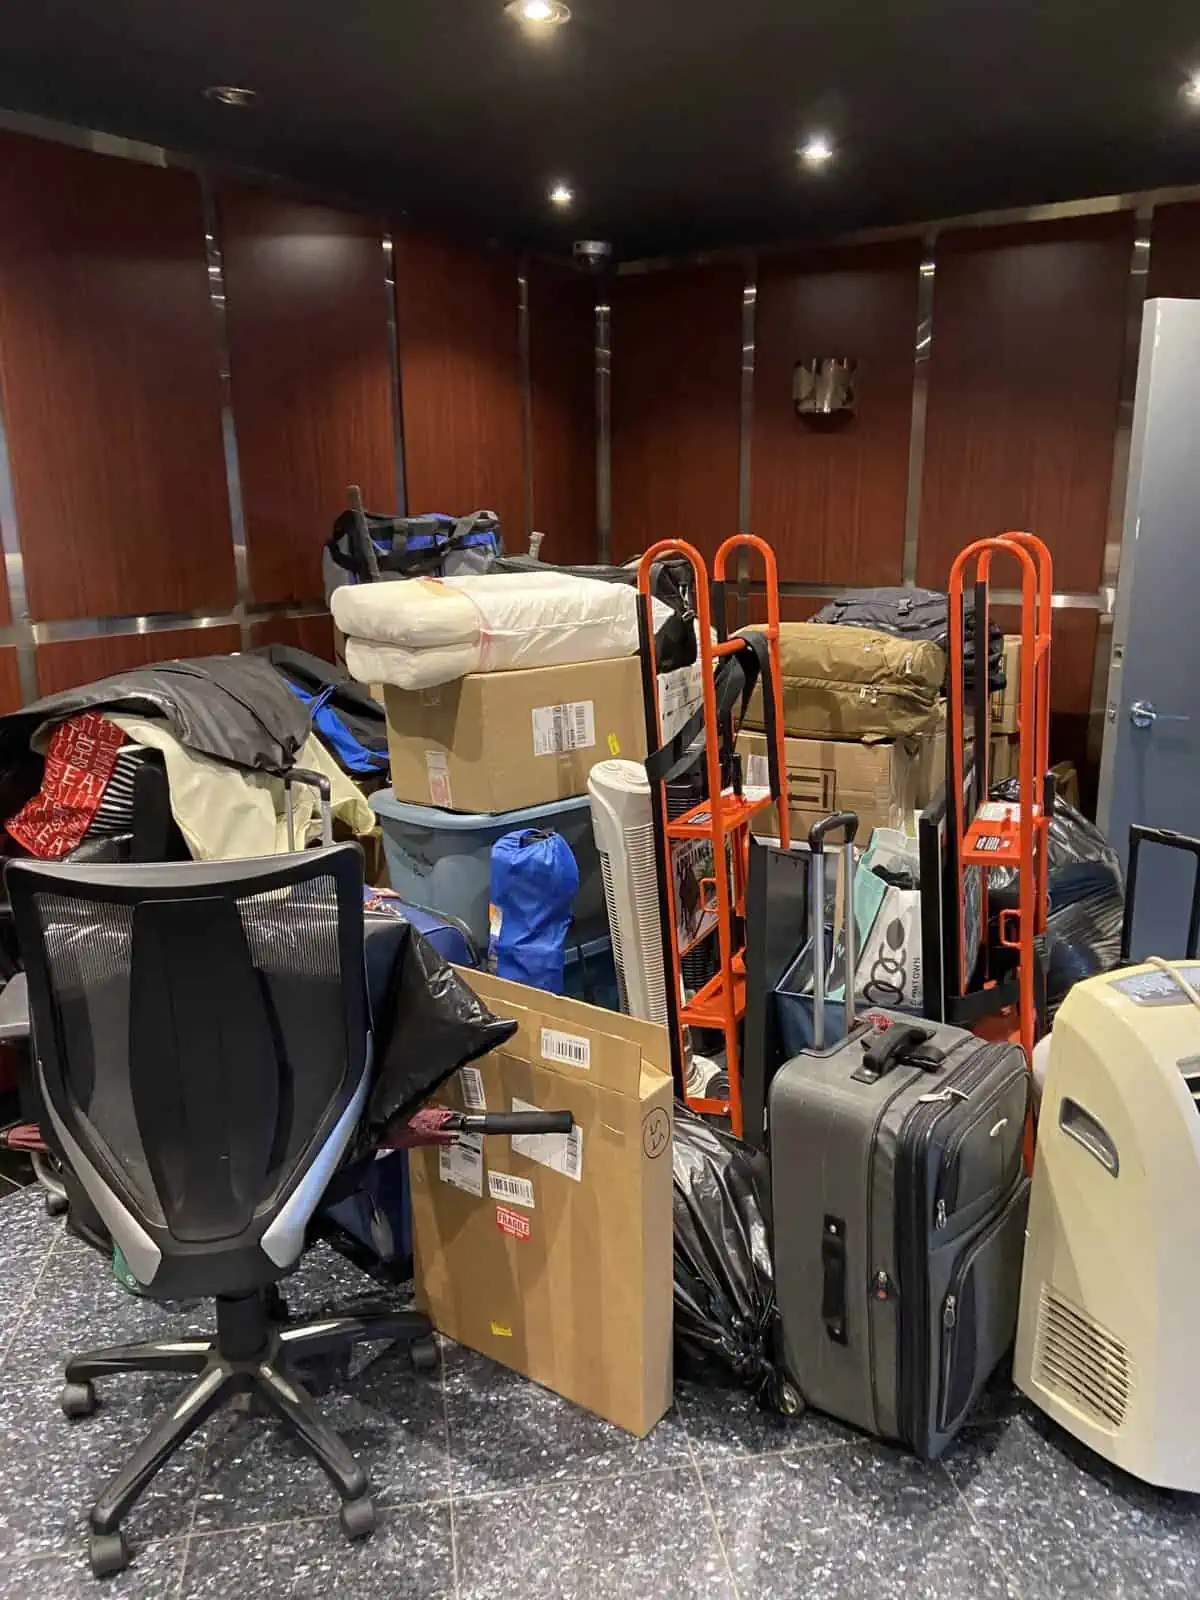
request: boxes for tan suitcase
[742,622,943,740]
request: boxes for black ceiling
[4,0,1200,258]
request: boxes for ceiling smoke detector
[204,85,257,107]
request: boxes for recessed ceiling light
[549,181,575,209]
[798,133,835,168]
[204,85,257,107]
[505,0,571,24]
[1184,72,1200,104]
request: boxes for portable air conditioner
[587,760,669,1025]
[1014,958,1200,1491]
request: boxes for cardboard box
[990,732,1019,782]
[990,636,1021,734]
[739,729,924,841]
[409,970,674,1437]
[384,655,648,813]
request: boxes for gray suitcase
[768,812,1030,1458]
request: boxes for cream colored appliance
[1014,958,1200,1490]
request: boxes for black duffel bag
[812,586,1006,693]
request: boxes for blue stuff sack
[489,829,580,993]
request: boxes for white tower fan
[1013,958,1200,1491]
[587,760,669,1025]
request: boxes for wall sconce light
[794,358,857,417]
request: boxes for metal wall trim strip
[200,178,252,650]
[747,579,1110,610]
[595,299,612,564]
[901,234,938,586]
[737,263,758,626]
[382,232,408,515]
[0,599,329,652]
[1089,206,1153,774]
[518,263,534,544]
[0,348,37,703]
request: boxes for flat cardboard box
[739,729,924,841]
[409,970,674,1437]
[991,636,1021,734]
[384,655,648,812]
[990,732,1019,783]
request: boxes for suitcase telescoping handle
[1121,823,1200,964]
[809,812,860,1050]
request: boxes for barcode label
[438,1132,483,1197]
[425,751,453,808]
[540,1026,590,1069]
[488,1171,535,1209]
[531,700,596,757]
[458,1065,487,1112]
[511,1096,583,1182]
[977,802,1018,822]
[745,753,769,787]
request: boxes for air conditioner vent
[1034,1285,1132,1432]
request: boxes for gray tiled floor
[2,1185,1200,1598]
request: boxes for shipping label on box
[410,970,674,1437]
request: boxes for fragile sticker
[438,1132,483,1197]
[425,750,453,809]
[540,1026,590,1069]
[488,1170,535,1209]
[511,1096,583,1182]
[531,700,596,758]
[495,1204,531,1241]
[458,1065,487,1112]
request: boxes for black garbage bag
[672,1107,789,1408]
[359,921,517,1153]
[988,780,1124,1018]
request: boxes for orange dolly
[636,535,790,1136]
[947,531,1053,1071]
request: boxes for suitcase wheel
[779,1380,803,1417]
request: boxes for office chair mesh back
[28,865,364,1258]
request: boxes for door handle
[1130,699,1190,730]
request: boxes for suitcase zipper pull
[935,1198,947,1230]
[943,1294,957,1329]
[917,1086,970,1104]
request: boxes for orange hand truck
[636,535,790,1137]
[946,531,1053,1070]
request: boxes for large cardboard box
[990,636,1022,734]
[739,729,925,841]
[409,970,674,1437]
[384,655,647,812]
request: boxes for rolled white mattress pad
[333,572,669,691]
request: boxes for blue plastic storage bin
[370,788,604,949]
[562,936,621,1011]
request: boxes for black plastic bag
[988,781,1124,1018]
[672,1107,788,1408]
[362,921,516,1147]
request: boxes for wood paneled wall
[218,186,397,606]
[0,128,584,703]
[917,216,1133,593]
[395,232,525,540]
[752,243,921,585]
[0,133,234,623]
[528,263,597,566]
[610,265,743,562]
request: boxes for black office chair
[7,844,435,1577]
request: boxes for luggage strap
[644,629,782,799]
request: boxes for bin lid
[369,787,593,830]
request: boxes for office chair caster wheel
[409,1338,438,1374]
[778,1381,803,1418]
[60,1380,98,1419]
[89,1529,130,1577]
[45,1191,68,1218]
[339,1495,376,1542]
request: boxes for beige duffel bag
[742,622,944,740]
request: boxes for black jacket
[0,655,311,778]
